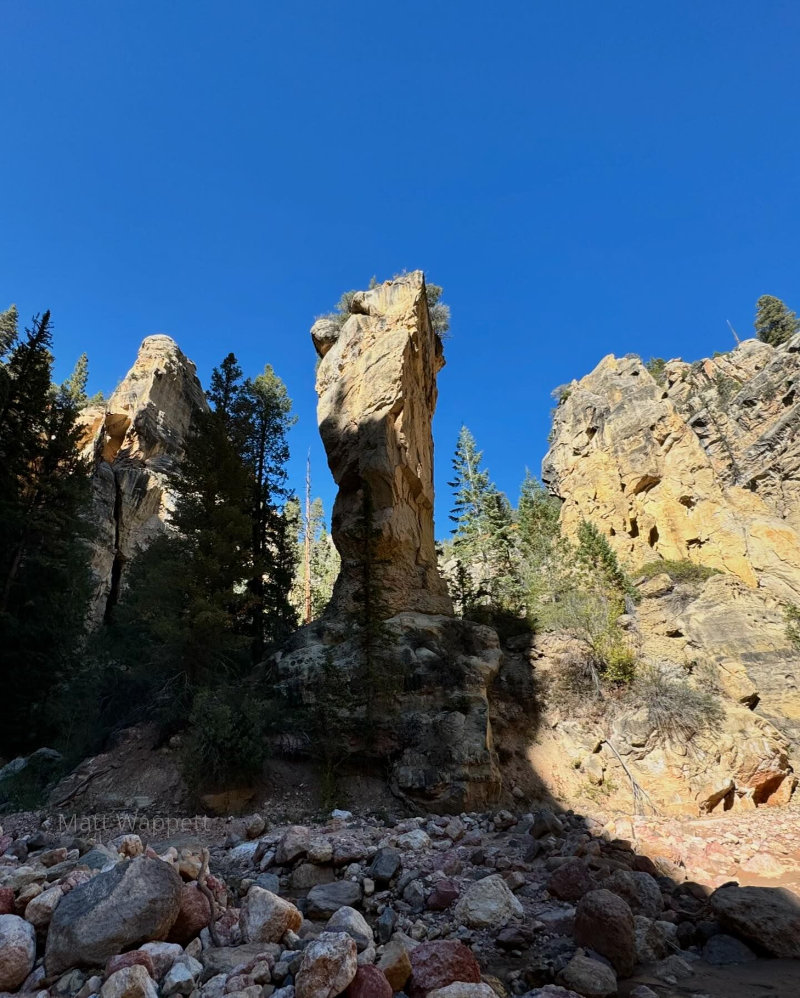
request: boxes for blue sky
[2,1,799,536]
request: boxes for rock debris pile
[0,807,797,998]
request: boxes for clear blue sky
[2,1,798,536]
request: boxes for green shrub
[785,604,800,650]
[0,752,68,812]
[180,685,278,789]
[637,559,720,584]
[645,357,667,385]
[629,664,725,743]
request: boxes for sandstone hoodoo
[311,271,453,619]
[273,274,504,810]
[78,334,207,623]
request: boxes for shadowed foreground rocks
[0,805,798,997]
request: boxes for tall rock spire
[311,271,453,619]
[78,334,207,622]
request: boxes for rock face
[276,611,503,811]
[78,335,207,623]
[543,337,800,600]
[311,272,452,618]
[539,338,800,811]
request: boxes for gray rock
[711,885,800,959]
[162,957,202,997]
[326,906,373,951]
[45,857,182,974]
[376,906,397,944]
[702,932,758,965]
[306,880,361,919]
[606,870,664,918]
[559,949,617,998]
[369,848,401,883]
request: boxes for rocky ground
[0,802,798,998]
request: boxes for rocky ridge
[77,335,207,623]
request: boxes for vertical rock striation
[311,271,453,619]
[543,336,800,602]
[78,335,207,623]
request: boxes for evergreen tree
[754,295,800,347]
[63,353,89,405]
[0,311,94,753]
[449,425,493,556]
[289,495,339,621]
[447,425,525,620]
[576,519,638,608]
[234,365,298,655]
[0,304,18,360]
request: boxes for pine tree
[289,495,339,621]
[754,295,800,347]
[0,311,94,753]
[63,353,89,405]
[0,304,18,360]
[234,364,298,656]
[447,425,526,621]
[449,425,493,555]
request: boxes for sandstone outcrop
[543,335,800,601]
[539,337,800,812]
[272,275,503,809]
[311,271,452,618]
[78,335,207,622]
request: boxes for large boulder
[46,856,182,974]
[453,874,523,929]
[295,931,358,998]
[407,940,481,998]
[574,889,636,977]
[0,915,36,991]
[710,885,800,958]
[240,886,302,944]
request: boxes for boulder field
[0,806,797,998]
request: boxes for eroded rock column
[78,335,207,623]
[311,271,453,618]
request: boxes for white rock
[396,829,431,851]
[326,906,373,951]
[454,874,523,929]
